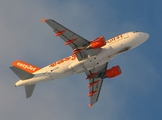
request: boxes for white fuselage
[15,31,149,86]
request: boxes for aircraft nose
[138,32,149,43]
[143,32,149,40]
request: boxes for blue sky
[0,0,162,120]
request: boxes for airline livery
[10,19,149,108]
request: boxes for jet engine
[86,36,106,49]
[105,66,122,78]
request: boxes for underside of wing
[43,19,101,60]
[85,63,108,108]
[88,77,104,107]
[44,19,89,49]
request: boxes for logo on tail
[12,60,40,73]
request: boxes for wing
[43,19,101,60]
[85,63,108,108]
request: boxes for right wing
[85,63,108,108]
[43,19,101,60]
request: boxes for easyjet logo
[106,34,123,44]
[17,62,37,71]
[50,54,76,67]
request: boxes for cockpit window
[133,31,138,33]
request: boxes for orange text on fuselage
[49,54,76,67]
[106,34,123,44]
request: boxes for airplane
[10,19,149,108]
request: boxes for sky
[0,0,162,120]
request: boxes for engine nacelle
[105,66,122,78]
[86,36,106,49]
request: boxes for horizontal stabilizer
[10,66,34,80]
[25,84,36,98]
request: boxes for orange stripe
[88,80,100,88]
[65,38,78,45]
[88,90,98,97]
[12,60,40,73]
[86,72,98,79]
[55,30,66,36]
[72,49,82,55]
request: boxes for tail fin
[10,60,40,80]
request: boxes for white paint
[15,31,149,86]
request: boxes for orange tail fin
[11,60,40,74]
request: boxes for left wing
[85,63,108,108]
[43,19,101,60]
[43,19,89,49]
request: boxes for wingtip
[42,18,47,23]
[88,104,93,108]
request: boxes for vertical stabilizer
[11,60,40,74]
[10,60,40,80]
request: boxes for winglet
[42,18,47,23]
[88,104,93,108]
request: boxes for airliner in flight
[10,19,149,108]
